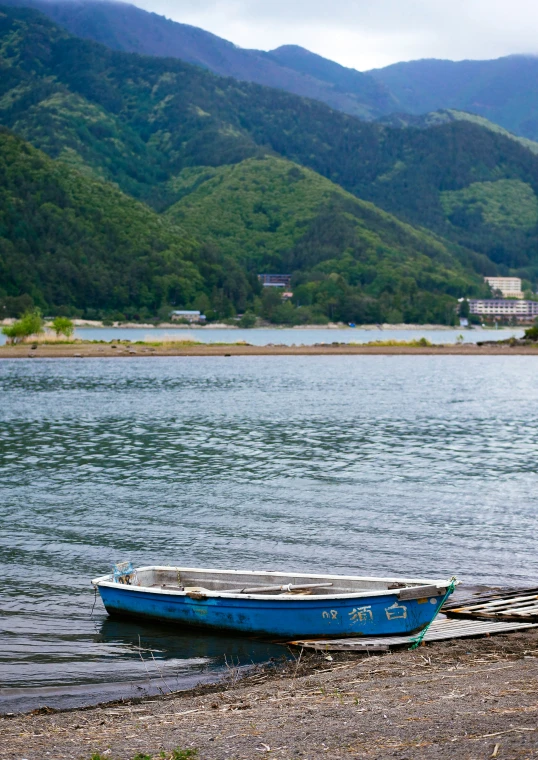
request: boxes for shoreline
[1,319,521,331]
[1,342,538,358]
[3,629,538,759]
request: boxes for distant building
[484,276,524,299]
[469,299,538,321]
[258,274,292,288]
[170,310,206,323]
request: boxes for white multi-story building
[469,299,538,321]
[484,277,524,299]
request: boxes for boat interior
[113,566,444,597]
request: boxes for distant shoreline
[70,322,464,331]
[1,343,538,358]
[1,319,519,332]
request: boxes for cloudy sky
[124,0,538,70]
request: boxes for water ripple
[1,355,538,694]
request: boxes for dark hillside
[1,0,393,119]
[165,156,486,325]
[0,128,252,320]
[0,129,487,324]
[377,109,538,155]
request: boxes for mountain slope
[165,156,486,325]
[0,128,253,320]
[377,109,538,155]
[369,56,538,140]
[2,6,538,278]
[0,128,488,325]
[262,44,397,115]
[7,0,538,144]
[1,0,393,119]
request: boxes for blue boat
[92,565,456,639]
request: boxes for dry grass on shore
[1,334,257,348]
[3,629,538,760]
[356,338,433,348]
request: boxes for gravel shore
[2,343,538,358]
[3,629,538,759]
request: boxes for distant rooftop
[170,310,206,322]
[258,274,292,288]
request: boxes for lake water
[76,326,522,345]
[0,326,524,346]
[1,355,538,711]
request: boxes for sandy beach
[2,629,538,759]
[1,342,538,358]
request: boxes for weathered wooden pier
[443,586,538,622]
[289,587,538,652]
[289,617,538,652]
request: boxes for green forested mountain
[0,128,257,320]
[0,130,488,324]
[378,109,538,155]
[1,4,538,278]
[165,156,487,325]
[1,0,396,120]
[1,5,538,323]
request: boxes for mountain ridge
[2,4,538,277]
[377,109,538,155]
[0,0,395,119]
[5,0,538,140]
[369,56,538,140]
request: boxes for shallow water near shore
[1,355,538,711]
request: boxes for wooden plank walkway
[444,587,538,622]
[288,617,538,652]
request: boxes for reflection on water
[0,614,283,712]
[1,356,538,709]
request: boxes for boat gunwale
[92,566,453,602]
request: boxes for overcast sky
[123,0,538,70]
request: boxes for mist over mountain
[369,56,538,140]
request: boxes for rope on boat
[90,585,98,618]
[409,576,458,650]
